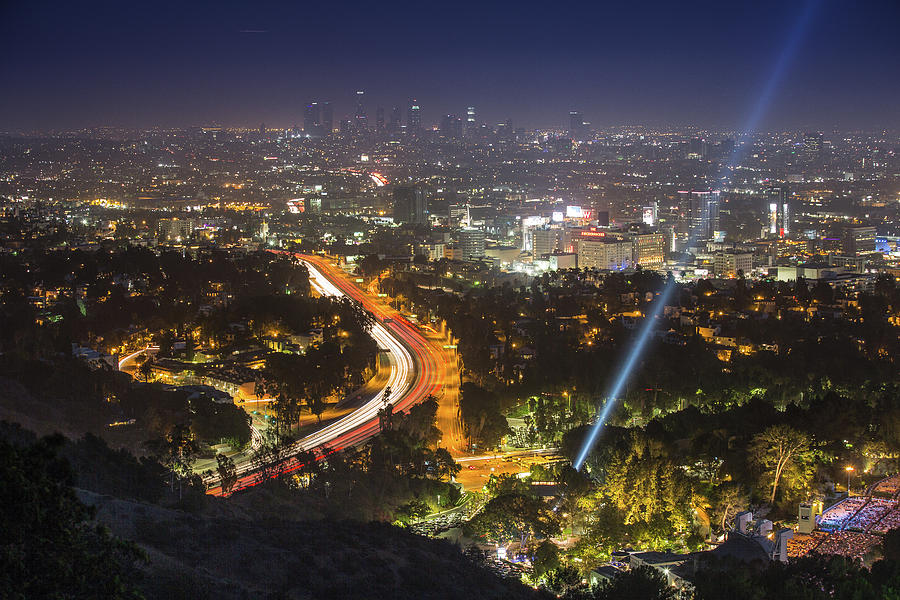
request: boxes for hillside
[83,489,542,600]
[0,423,542,600]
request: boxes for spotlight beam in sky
[573,0,820,471]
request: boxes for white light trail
[228,259,416,478]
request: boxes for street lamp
[845,466,854,495]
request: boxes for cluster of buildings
[0,119,897,291]
[590,512,794,597]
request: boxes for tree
[306,392,328,424]
[882,528,900,563]
[216,453,238,496]
[468,493,561,547]
[486,472,532,498]
[693,554,900,600]
[396,395,441,445]
[152,423,200,499]
[0,435,145,599]
[712,483,748,533]
[602,430,693,531]
[432,447,461,481]
[459,382,510,449]
[357,254,384,278]
[543,565,582,597]
[532,540,561,580]
[137,355,153,383]
[191,397,251,447]
[748,424,814,504]
[251,428,294,484]
[591,565,677,600]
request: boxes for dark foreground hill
[85,489,541,600]
[1,423,542,600]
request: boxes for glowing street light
[845,465,855,494]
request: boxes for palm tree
[138,356,153,383]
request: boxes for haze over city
[2,0,899,130]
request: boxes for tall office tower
[631,232,666,269]
[389,106,402,132]
[766,187,790,237]
[157,217,197,243]
[688,136,708,159]
[448,203,470,226]
[393,186,428,225]
[568,111,586,140]
[259,123,266,136]
[466,106,476,138]
[642,202,658,226]
[321,102,333,135]
[801,132,823,163]
[354,91,367,131]
[719,138,736,160]
[407,99,421,133]
[459,228,486,260]
[579,236,633,270]
[680,190,720,240]
[841,225,876,256]
[375,107,385,131]
[303,102,321,136]
[440,114,462,139]
[532,228,562,259]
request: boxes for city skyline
[2,0,899,131]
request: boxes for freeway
[207,253,444,494]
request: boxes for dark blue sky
[1,0,898,131]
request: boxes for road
[208,253,446,494]
[369,273,466,455]
[453,449,561,491]
[117,346,159,376]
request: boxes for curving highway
[207,253,444,494]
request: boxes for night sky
[2,0,898,131]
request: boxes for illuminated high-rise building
[801,132,823,163]
[303,102,321,136]
[157,217,196,243]
[532,227,562,259]
[389,106,401,132]
[393,186,428,225]
[321,102,333,135]
[841,225,876,257]
[376,107,385,131]
[459,228,486,260]
[688,136,708,159]
[407,99,421,134]
[354,91,367,131]
[440,114,462,139]
[569,111,587,140]
[642,202,658,226]
[631,232,666,268]
[679,190,719,240]
[579,233,632,270]
[766,187,790,237]
[466,106,476,138]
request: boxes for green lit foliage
[748,424,815,505]
[467,493,561,546]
